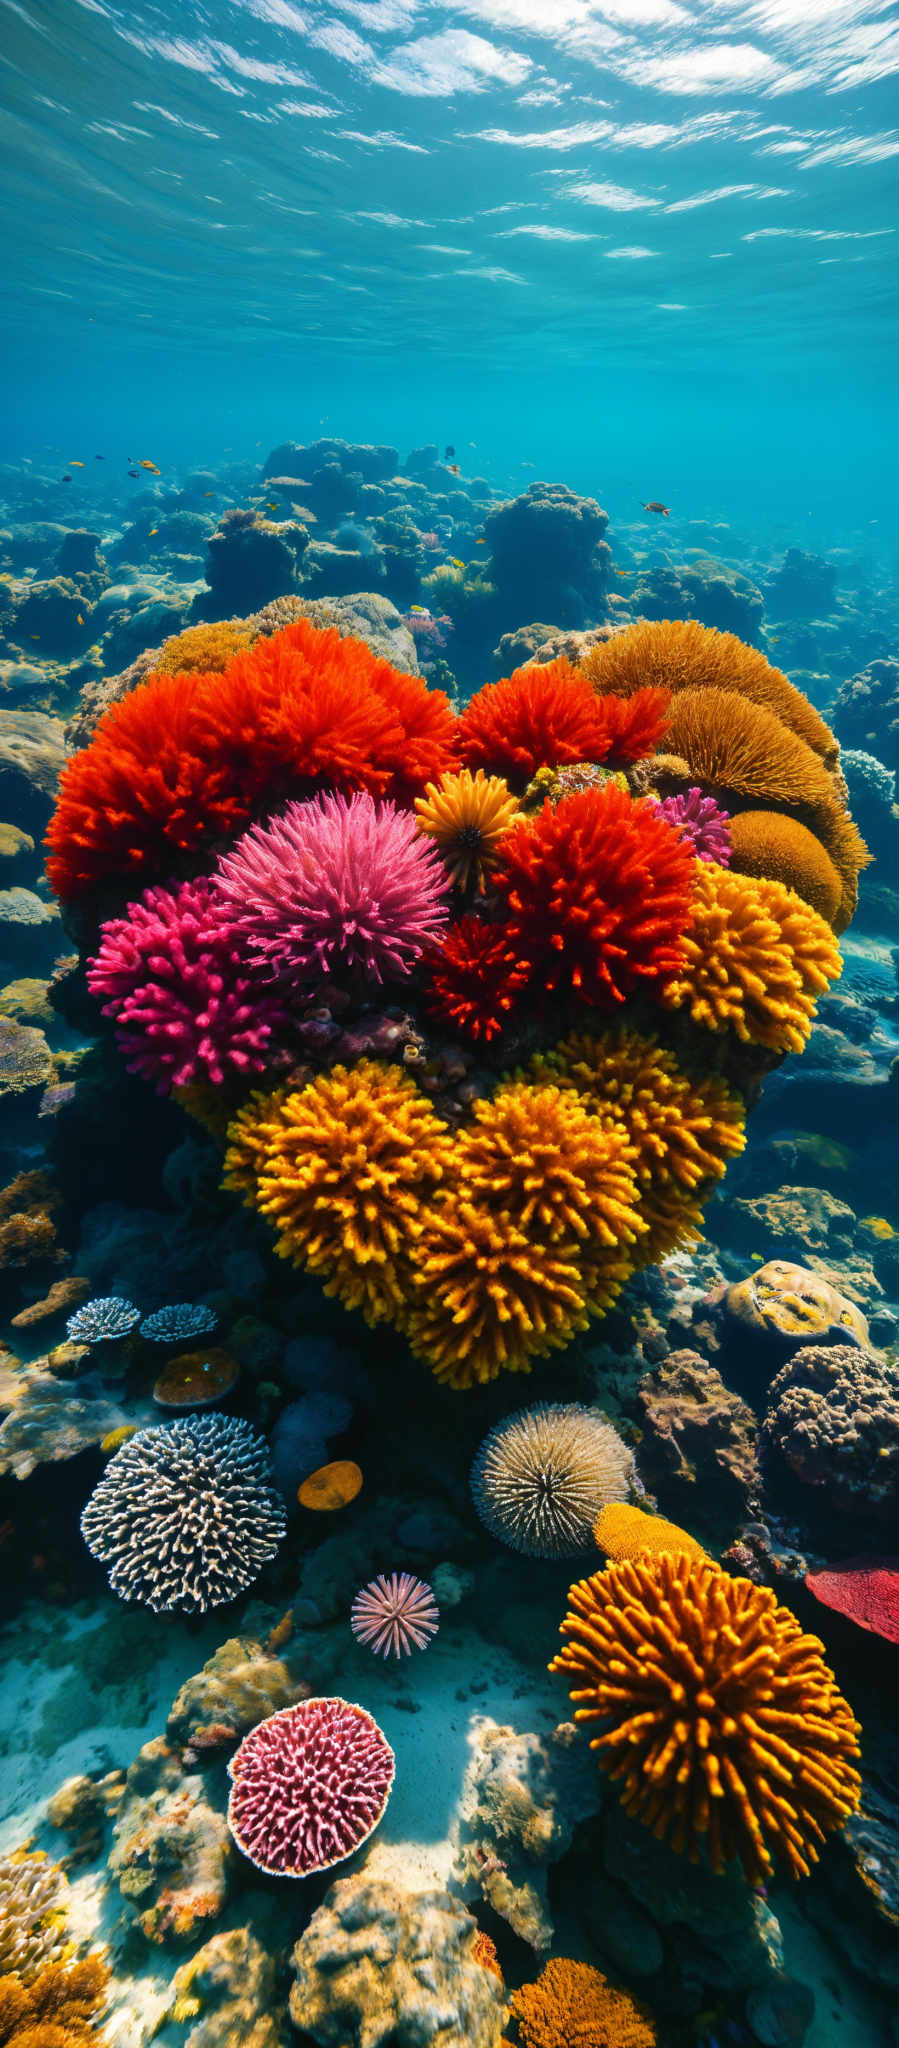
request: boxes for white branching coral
[0,1852,69,1979]
[80,1415,286,1614]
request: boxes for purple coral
[350,1572,440,1657]
[87,877,285,1093]
[215,790,450,986]
[654,786,732,865]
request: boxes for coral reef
[834,654,899,772]
[0,1856,68,1981]
[350,1571,440,1656]
[227,1697,394,1876]
[470,1402,634,1558]
[766,547,836,619]
[454,1718,603,1949]
[424,916,531,1042]
[154,620,255,674]
[762,1343,899,1521]
[298,1459,363,1510]
[288,1875,505,2048]
[0,1957,109,2048]
[510,1956,656,2048]
[551,1551,862,1881]
[581,618,837,763]
[80,1415,286,1612]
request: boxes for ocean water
[1,6,899,2048]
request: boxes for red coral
[46,621,458,903]
[425,916,532,1041]
[457,659,617,790]
[494,783,695,1006]
[592,684,671,763]
[805,1558,899,1645]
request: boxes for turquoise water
[2,0,898,528]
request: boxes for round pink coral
[654,786,732,865]
[227,1695,395,1877]
[87,877,285,1093]
[215,790,450,986]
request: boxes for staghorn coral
[224,1062,455,1326]
[153,622,255,676]
[659,862,841,1054]
[727,809,843,925]
[227,1697,394,1877]
[551,1551,861,1882]
[510,1956,656,2048]
[424,916,531,1042]
[350,1573,440,1657]
[581,617,837,765]
[414,768,520,889]
[0,1957,109,2048]
[80,1415,286,1614]
[494,784,695,1009]
[65,1297,138,1344]
[471,1402,635,1558]
[593,1501,710,1564]
[0,1856,68,1982]
[653,786,732,865]
[531,1028,745,1264]
[457,660,616,790]
[215,791,450,986]
[140,1303,217,1344]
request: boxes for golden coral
[660,862,841,1055]
[531,1028,745,1264]
[404,1198,593,1390]
[550,1552,862,1883]
[224,1062,455,1326]
[456,1082,644,1254]
[580,617,837,766]
[153,621,255,676]
[0,1957,110,2048]
[594,1501,711,1564]
[414,768,521,888]
[728,809,843,925]
[510,1957,656,2048]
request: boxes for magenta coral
[654,786,732,865]
[226,1695,395,1876]
[350,1572,440,1658]
[215,790,451,986]
[87,877,285,1092]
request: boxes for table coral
[510,1956,656,2048]
[551,1552,862,1882]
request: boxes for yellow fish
[409,604,428,614]
[140,460,161,473]
[148,527,159,536]
[77,613,84,624]
[475,538,486,546]
[448,557,465,570]
[204,490,215,496]
[69,460,85,467]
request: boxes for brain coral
[531,1028,745,1263]
[494,784,696,1008]
[223,1062,455,1326]
[511,1956,656,2048]
[660,862,841,1054]
[551,1551,861,1881]
[80,1415,286,1613]
[762,1343,899,1522]
[0,1854,68,1980]
[227,1696,394,1877]
[727,810,843,925]
[581,617,837,765]
[471,1402,635,1558]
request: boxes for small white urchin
[471,1402,635,1559]
[80,1414,286,1614]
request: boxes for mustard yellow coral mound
[462,1082,645,1251]
[728,810,843,925]
[223,1086,293,1203]
[580,617,837,766]
[552,1553,861,1883]
[510,1957,656,2048]
[414,768,520,888]
[0,1957,110,2048]
[531,1029,745,1263]
[225,1062,455,1326]
[153,620,255,675]
[663,688,837,813]
[594,1501,710,1564]
[405,1201,596,1389]
[660,862,841,1054]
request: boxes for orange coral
[510,1957,656,2048]
[414,769,520,888]
[471,1932,503,1984]
[593,1501,710,1564]
[456,659,617,790]
[404,1199,591,1389]
[581,618,837,765]
[660,861,841,1054]
[728,810,843,924]
[590,684,671,764]
[550,1552,861,1882]
[662,688,837,813]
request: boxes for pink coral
[226,1695,395,1876]
[215,790,451,986]
[350,1572,440,1658]
[654,786,732,865]
[805,1558,899,1645]
[87,878,284,1092]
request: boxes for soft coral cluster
[456,658,669,792]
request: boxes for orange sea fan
[456,658,616,790]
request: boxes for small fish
[448,557,465,570]
[95,454,105,459]
[69,459,85,467]
[148,527,159,535]
[127,469,139,478]
[77,613,84,624]
[61,475,71,483]
[770,635,779,644]
[642,501,671,516]
[409,604,430,615]
[267,502,279,510]
[444,444,455,459]
[204,490,215,496]
[447,462,460,475]
[475,538,486,546]
[30,634,40,640]
[140,459,160,472]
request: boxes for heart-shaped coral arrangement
[48,615,863,1389]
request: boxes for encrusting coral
[414,767,521,888]
[0,1957,109,2048]
[580,617,838,765]
[593,1501,710,1564]
[727,809,843,925]
[551,1551,862,1883]
[659,862,842,1054]
[510,1956,656,2048]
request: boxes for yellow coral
[550,1552,861,1883]
[660,862,841,1054]
[459,1082,644,1253]
[580,617,837,765]
[510,1957,656,2048]
[414,768,520,888]
[594,1501,710,1564]
[531,1029,745,1263]
[225,1062,455,1326]
[153,621,254,676]
[404,1198,593,1389]
[0,1957,109,2048]
[728,810,843,925]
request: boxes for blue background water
[1,0,897,538]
